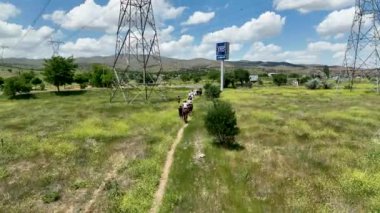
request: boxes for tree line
[0,56,115,98]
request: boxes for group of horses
[178,89,202,123]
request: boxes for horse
[182,107,190,123]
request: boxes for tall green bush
[205,84,221,99]
[272,74,288,86]
[3,76,32,98]
[305,78,322,90]
[204,100,240,145]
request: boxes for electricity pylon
[341,0,380,93]
[1,45,9,65]
[48,38,64,56]
[110,0,164,103]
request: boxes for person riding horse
[182,101,190,123]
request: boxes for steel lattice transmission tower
[342,0,380,92]
[111,0,164,102]
[0,45,9,65]
[48,38,64,56]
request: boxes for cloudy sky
[0,0,356,65]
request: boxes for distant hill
[1,55,342,75]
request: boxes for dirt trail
[150,124,188,213]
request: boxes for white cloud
[159,25,175,42]
[0,2,20,21]
[202,11,285,43]
[181,11,215,26]
[0,21,23,38]
[61,34,115,57]
[153,0,186,20]
[43,0,119,33]
[160,11,285,60]
[243,41,346,64]
[307,41,346,53]
[243,42,316,64]
[0,24,55,58]
[161,35,195,58]
[316,7,355,37]
[43,0,185,33]
[274,0,354,13]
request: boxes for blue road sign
[216,42,230,61]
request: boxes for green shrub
[289,73,301,78]
[74,73,90,85]
[0,77,4,88]
[21,71,36,83]
[193,75,202,83]
[71,179,88,190]
[42,190,60,203]
[31,77,42,85]
[272,74,288,86]
[305,78,322,90]
[299,76,312,85]
[224,72,236,88]
[204,100,240,145]
[204,82,211,90]
[205,84,221,99]
[3,76,32,98]
[322,81,334,90]
[79,83,87,89]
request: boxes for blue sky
[0,0,356,65]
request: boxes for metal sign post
[216,42,230,91]
[220,60,224,91]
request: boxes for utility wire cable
[13,0,53,48]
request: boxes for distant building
[268,73,277,77]
[249,75,259,82]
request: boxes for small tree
[0,77,4,89]
[90,64,115,87]
[43,56,77,92]
[272,74,288,86]
[21,71,36,83]
[31,77,42,86]
[74,73,90,89]
[204,100,240,145]
[180,73,191,82]
[224,72,236,88]
[204,82,212,90]
[101,71,114,88]
[234,69,250,86]
[208,70,220,82]
[193,75,202,83]
[323,65,330,79]
[205,84,221,99]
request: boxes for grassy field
[1,83,379,212]
[0,89,187,212]
[162,85,380,212]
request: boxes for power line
[31,1,119,52]
[12,0,53,49]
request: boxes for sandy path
[150,124,188,213]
